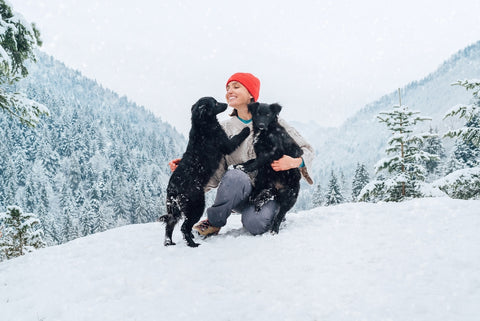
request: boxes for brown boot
[193,219,221,236]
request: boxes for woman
[169,72,314,236]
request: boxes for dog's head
[248,102,282,131]
[191,97,228,121]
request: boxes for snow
[1,197,480,321]
[434,167,480,186]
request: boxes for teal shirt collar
[237,115,252,124]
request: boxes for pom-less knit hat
[226,72,261,102]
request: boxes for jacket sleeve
[279,118,315,185]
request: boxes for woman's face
[225,81,253,108]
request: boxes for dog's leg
[180,200,204,248]
[270,208,287,234]
[269,187,298,234]
[181,218,201,247]
[161,195,184,246]
[220,127,250,154]
[159,213,179,246]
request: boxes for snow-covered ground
[1,197,479,321]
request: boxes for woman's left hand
[271,155,302,172]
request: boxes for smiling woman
[225,72,260,118]
[188,72,315,237]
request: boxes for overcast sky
[9,0,480,135]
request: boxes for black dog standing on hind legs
[158,97,250,247]
[242,102,303,234]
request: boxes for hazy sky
[9,0,480,135]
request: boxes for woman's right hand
[169,158,181,172]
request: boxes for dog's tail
[157,214,170,223]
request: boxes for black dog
[159,97,250,247]
[242,102,303,234]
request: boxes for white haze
[9,0,480,134]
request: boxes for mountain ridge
[301,40,480,197]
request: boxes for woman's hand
[271,155,302,172]
[169,158,181,172]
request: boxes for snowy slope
[1,197,479,321]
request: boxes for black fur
[243,102,303,234]
[159,97,250,247]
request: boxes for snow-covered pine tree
[420,127,447,179]
[312,183,324,208]
[444,80,480,148]
[444,152,465,176]
[60,206,79,243]
[445,81,480,168]
[0,1,48,127]
[436,79,480,199]
[0,206,45,261]
[359,89,438,202]
[351,163,370,201]
[325,171,344,206]
[339,170,349,199]
[451,134,480,168]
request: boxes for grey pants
[207,169,280,235]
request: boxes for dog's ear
[270,103,282,116]
[191,102,207,120]
[248,102,259,114]
[205,97,217,109]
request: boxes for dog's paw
[186,240,200,247]
[164,239,176,246]
[240,127,250,136]
[254,199,267,212]
[269,221,281,234]
[235,164,246,171]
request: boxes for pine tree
[452,134,480,168]
[444,80,480,147]
[445,84,480,168]
[371,90,437,201]
[420,127,447,179]
[79,200,94,237]
[325,171,344,206]
[0,0,48,126]
[0,206,45,261]
[438,79,480,200]
[352,163,370,201]
[312,183,324,208]
[60,207,78,243]
[339,170,349,198]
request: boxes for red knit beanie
[226,72,261,102]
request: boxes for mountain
[0,51,187,245]
[1,197,479,321]
[2,40,479,242]
[298,40,480,202]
